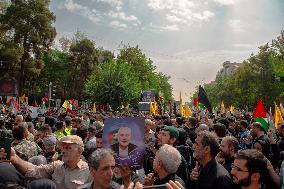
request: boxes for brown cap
[58,135,84,148]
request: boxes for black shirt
[154,173,185,187]
[223,156,235,174]
[190,159,233,189]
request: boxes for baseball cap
[162,126,179,139]
[58,135,84,148]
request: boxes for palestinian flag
[252,99,269,132]
[198,85,212,113]
[193,98,198,107]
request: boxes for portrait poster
[102,117,145,171]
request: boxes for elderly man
[15,115,24,125]
[144,144,185,187]
[86,149,118,189]
[111,127,137,158]
[0,135,92,189]
[156,126,190,185]
[190,131,232,189]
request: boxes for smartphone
[0,137,12,160]
[143,184,166,189]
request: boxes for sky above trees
[50,0,284,100]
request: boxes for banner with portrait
[102,117,145,171]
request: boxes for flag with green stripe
[252,99,269,132]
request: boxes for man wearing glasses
[231,149,275,189]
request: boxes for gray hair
[88,149,114,170]
[118,127,131,135]
[195,124,209,133]
[157,144,181,174]
[28,155,47,165]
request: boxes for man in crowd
[231,149,272,189]
[0,135,92,189]
[144,144,185,187]
[250,122,270,145]
[64,116,72,136]
[12,123,42,161]
[86,149,118,189]
[156,126,189,184]
[190,131,232,189]
[217,136,239,173]
[182,117,197,144]
[236,120,253,150]
[95,130,103,149]
[42,135,57,163]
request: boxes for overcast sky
[50,0,284,100]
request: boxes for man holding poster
[103,117,145,171]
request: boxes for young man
[231,149,273,189]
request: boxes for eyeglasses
[231,164,249,172]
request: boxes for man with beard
[143,144,185,187]
[189,131,232,189]
[111,127,137,158]
[217,136,239,173]
[250,122,270,146]
[156,126,189,184]
[0,135,92,189]
[231,149,272,189]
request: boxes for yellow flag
[93,103,96,113]
[150,101,155,115]
[153,98,157,112]
[184,103,192,118]
[179,92,184,116]
[275,103,283,129]
[221,101,225,113]
[20,94,26,103]
[62,100,68,109]
[230,105,235,113]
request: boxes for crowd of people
[0,108,284,189]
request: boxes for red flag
[70,100,77,107]
[252,99,266,118]
[14,100,21,112]
[66,108,73,114]
[194,98,199,107]
[42,96,47,104]
[33,100,38,107]
[6,97,15,106]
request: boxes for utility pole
[48,82,52,109]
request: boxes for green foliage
[117,45,173,102]
[85,61,141,108]
[36,49,69,96]
[0,0,56,94]
[194,31,284,110]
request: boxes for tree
[36,49,69,98]
[67,36,97,99]
[117,45,173,101]
[85,60,141,108]
[0,0,56,94]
